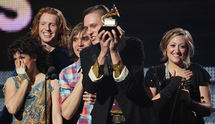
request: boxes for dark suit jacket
[80,36,160,124]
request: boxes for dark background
[0,0,215,71]
[0,1,215,122]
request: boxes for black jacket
[80,36,160,124]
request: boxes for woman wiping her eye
[4,33,62,124]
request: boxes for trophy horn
[101,4,120,23]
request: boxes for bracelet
[160,81,179,98]
[17,73,30,82]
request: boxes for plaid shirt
[59,59,93,124]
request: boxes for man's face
[38,13,60,46]
[84,12,104,44]
[72,31,91,58]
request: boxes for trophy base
[99,26,120,39]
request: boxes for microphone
[44,66,56,124]
[50,73,57,80]
[46,66,55,76]
[46,66,56,79]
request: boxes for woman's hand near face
[5,60,29,115]
[15,59,27,75]
[15,60,30,83]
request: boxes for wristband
[188,100,199,110]
[16,67,30,82]
[17,73,30,82]
[160,81,179,98]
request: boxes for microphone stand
[169,80,190,124]
[180,80,192,124]
[180,85,188,124]
[44,76,49,124]
[44,66,56,124]
[169,86,180,124]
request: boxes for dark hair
[7,32,51,73]
[68,22,87,61]
[82,4,109,20]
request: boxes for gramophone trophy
[99,4,120,37]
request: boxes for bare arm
[180,83,212,116]
[148,76,182,112]
[109,26,124,64]
[98,26,125,65]
[61,74,84,120]
[97,30,111,65]
[51,79,63,124]
[6,59,30,114]
[147,87,171,111]
[196,83,212,116]
[5,78,29,115]
[149,81,212,116]
[147,70,193,112]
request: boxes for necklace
[165,62,186,80]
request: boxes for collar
[76,58,81,73]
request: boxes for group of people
[0,4,212,124]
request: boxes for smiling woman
[166,36,188,67]
[145,28,212,124]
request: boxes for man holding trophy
[81,4,160,124]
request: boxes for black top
[145,63,211,124]
[81,36,160,124]
[49,46,73,79]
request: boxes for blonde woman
[145,28,212,124]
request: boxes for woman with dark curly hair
[7,33,50,74]
[3,34,62,124]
